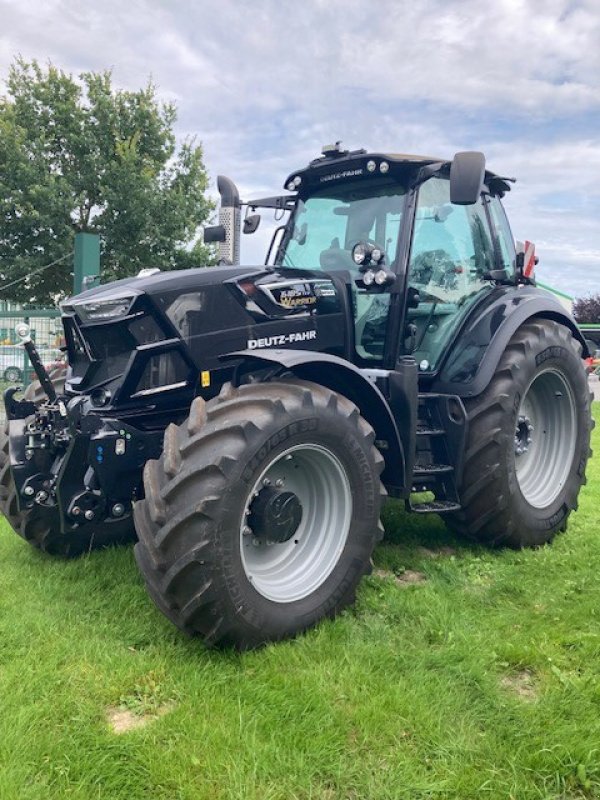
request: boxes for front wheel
[448,319,593,547]
[134,379,386,649]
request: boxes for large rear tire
[448,319,593,547]
[0,367,134,556]
[134,380,386,649]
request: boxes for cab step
[409,500,461,514]
[413,463,454,476]
[416,425,445,436]
[411,393,466,515]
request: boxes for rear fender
[431,288,588,398]
[223,349,407,493]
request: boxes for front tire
[448,319,593,547]
[134,379,385,649]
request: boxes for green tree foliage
[573,293,600,324]
[0,59,213,305]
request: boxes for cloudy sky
[0,0,599,298]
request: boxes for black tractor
[1,144,593,649]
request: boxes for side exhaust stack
[202,175,242,265]
[216,175,241,265]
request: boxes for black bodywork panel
[223,348,414,494]
[430,286,588,396]
[61,265,348,427]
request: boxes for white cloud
[0,0,598,295]
[488,139,600,296]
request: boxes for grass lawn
[0,404,598,800]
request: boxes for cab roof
[284,147,514,197]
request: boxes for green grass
[0,406,599,800]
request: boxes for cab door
[403,176,496,372]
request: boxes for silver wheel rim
[240,444,352,603]
[514,368,577,508]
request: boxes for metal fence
[0,309,63,426]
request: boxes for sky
[0,0,599,298]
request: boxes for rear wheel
[448,319,593,547]
[0,367,134,556]
[134,379,386,649]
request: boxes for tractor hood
[63,264,270,309]
[60,263,346,419]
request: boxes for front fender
[222,349,407,494]
[431,286,587,397]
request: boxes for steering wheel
[411,249,457,288]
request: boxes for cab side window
[406,177,495,370]
[487,195,516,275]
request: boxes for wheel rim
[240,444,352,603]
[514,368,577,509]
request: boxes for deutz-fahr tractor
[0,144,593,649]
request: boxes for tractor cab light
[362,270,375,286]
[374,269,394,287]
[352,243,368,266]
[371,247,384,265]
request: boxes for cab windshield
[278,181,407,273]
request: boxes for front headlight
[65,294,136,321]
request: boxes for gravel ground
[590,375,600,402]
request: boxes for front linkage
[5,324,161,541]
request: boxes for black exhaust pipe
[217,175,241,265]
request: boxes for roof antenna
[321,141,344,157]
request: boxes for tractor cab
[211,144,519,376]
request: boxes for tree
[0,59,214,306]
[573,293,600,324]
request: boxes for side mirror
[450,151,486,205]
[243,214,261,234]
[203,225,226,243]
